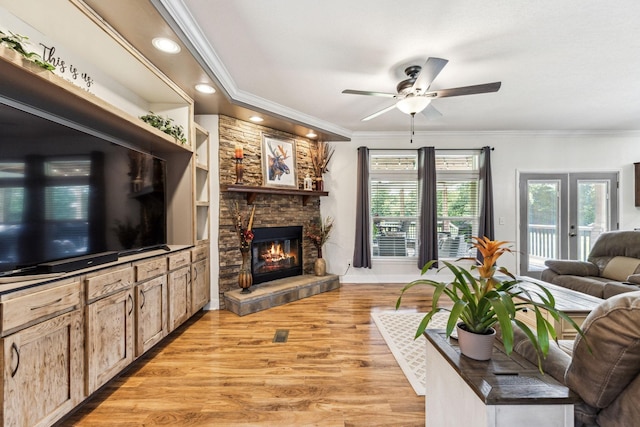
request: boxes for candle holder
[235,157,244,185]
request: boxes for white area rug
[371,311,450,396]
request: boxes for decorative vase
[238,248,252,293]
[314,258,326,276]
[315,177,323,192]
[456,323,496,361]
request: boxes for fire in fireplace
[251,226,303,284]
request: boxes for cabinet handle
[10,343,19,378]
[30,297,62,311]
[128,294,133,316]
[140,290,146,309]
[193,267,198,281]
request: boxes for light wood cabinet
[85,288,134,395]
[0,246,205,425]
[168,266,191,332]
[191,245,210,314]
[135,275,168,357]
[1,309,83,427]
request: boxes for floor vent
[273,329,289,343]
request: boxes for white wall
[321,130,640,284]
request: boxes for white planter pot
[456,323,496,361]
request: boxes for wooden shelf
[221,184,328,206]
[0,45,190,155]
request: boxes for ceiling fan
[342,57,501,122]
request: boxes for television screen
[0,101,167,275]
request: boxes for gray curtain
[477,146,495,261]
[418,147,438,268]
[353,147,371,268]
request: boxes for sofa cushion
[565,291,640,408]
[544,259,599,276]
[603,281,640,299]
[601,256,640,281]
[552,275,607,298]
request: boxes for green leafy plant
[139,112,187,144]
[396,237,587,370]
[0,31,55,71]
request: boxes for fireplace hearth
[251,226,303,285]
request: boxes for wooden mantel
[221,184,328,206]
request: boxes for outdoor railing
[528,224,594,262]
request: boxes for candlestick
[235,158,244,184]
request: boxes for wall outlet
[346,258,351,267]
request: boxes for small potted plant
[396,236,586,368]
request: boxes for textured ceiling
[161,0,640,136]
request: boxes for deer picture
[267,142,291,181]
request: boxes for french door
[519,172,618,278]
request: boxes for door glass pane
[527,180,560,271]
[577,180,610,261]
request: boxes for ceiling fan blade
[411,57,449,93]
[362,104,397,121]
[426,82,502,98]
[420,103,442,119]
[342,89,397,98]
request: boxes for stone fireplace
[251,226,303,284]
[217,115,323,309]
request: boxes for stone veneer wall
[217,115,322,309]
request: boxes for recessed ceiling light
[249,116,264,123]
[195,84,216,94]
[306,131,317,138]
[152,37,181,54]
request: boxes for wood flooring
[61,283,436,427]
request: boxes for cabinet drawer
[191,245,208,263]
[1,280,81,334]
[168,251,191,271]
[136,257,168,281]
[85,266,134,303]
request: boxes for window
[369,150,480,259]
[436,151,480,258]
[370,151,418,258]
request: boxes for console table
[424,330,579,427]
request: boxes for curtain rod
[362,147,494,151]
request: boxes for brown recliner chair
[509,291,640,427]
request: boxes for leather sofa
[540,230,640,298]
[506,291,640,427]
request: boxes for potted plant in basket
[396,236,586,368]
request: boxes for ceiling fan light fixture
[396,96,431,115]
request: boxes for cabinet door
[135,275,167,357]
[2,310,83,427]
[191,258,210,314]
[86,289,134,395]
[168,266,191,331]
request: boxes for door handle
[569,232,577,237]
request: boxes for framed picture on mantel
[262,134,297,188]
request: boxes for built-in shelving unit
[221,184,328,206]
[194,123,210,242]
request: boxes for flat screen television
[0,101,167,276]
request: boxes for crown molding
[155,0,352,140]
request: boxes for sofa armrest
[544,259,599,276]
[626,273,640,285]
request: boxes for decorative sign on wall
[40,43,94,90]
